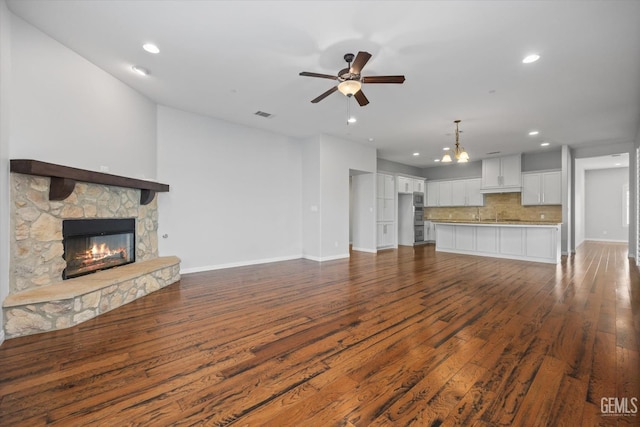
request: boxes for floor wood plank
[0,241,638,426]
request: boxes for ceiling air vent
[254,111,273,118]
[486,151,501,155]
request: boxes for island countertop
[430,219,561,227]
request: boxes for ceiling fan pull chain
[346,97,350,125]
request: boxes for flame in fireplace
[80,243,128,263]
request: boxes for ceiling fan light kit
[337,80,362,96]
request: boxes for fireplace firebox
[62,218,135,279]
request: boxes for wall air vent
[254,111,273,118]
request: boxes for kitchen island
[433,221,562,264]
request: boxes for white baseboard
[584,238,629,243]
[303,253,350,262]
[351,247,377,254]
[180,254,302,274]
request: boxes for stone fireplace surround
[3,160,181,339]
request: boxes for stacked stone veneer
[4,173,180,339]
[10,173,158,293]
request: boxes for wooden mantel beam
[10,159,170,205]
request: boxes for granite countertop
[428,219,562,226]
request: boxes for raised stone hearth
[3,256,180,338]
[5,161,179,339]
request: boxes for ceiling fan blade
[311,86,338,103]
[362,75,406,84]
[299,71,338,80]
[350,51,372,74]
[354,90,369,107]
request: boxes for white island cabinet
[434,222,561,264]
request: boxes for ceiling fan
[299,51,405,106]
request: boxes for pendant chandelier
[442,120,469,163]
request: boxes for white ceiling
[577,153,629,170]
[7,0,640,168]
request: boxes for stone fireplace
[3,160,181,339]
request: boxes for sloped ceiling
[7,0,640,167]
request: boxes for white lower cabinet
[525,228,556,259]
[434,222,561,264]
[500,228,524,256]
[476,227,498,253]
[455,226,475,251]
[436,225,455,249]
[377,223,395,248]
[424,220,436,242]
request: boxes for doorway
[349,170,376,253]
[575,153,629,247]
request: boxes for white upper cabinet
[398,176,425,194]
[426,178,484,207]
[426,181,439,207]
[413,179,425,193]
[466,178,484,206]
[481,154,522,193]
[522,170,561,205]
[438,181,453,206]
[450,180,467,206]
[397,176,412,194]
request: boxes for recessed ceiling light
[528,130,539,136]
[347,117,357,124]
[413,152,420,156]
[540,142,550,147]
[443,147,450,151]
[522,54,540,64]
[368,138,374,142]
[615,163,622,166]
[142,43,160,54]
[434,159,441,162]
[131,65,150,76]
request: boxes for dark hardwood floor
[0,241,638,426]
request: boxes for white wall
[319,134,376,260]
[301,136,321,260]
[585,168,629,242]
[9,14,157,179]
[156,106,303,273]
[301,134,376,261]
[350,173,376,253]
[574,162,585,247]
[561,145,572,254]
[0,0,12,344]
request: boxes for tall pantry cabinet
[376,173,396,248]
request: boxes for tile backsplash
[424,192,562,222]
